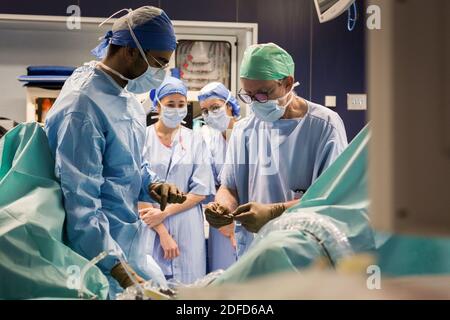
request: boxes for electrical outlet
[325,96,337,108]
[347,94,367,110]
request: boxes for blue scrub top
[142,125,216,283]
[200,125,238,271]
[200,125,228,186]
[220,100,348,256]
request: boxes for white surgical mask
[160,105,187,128]
[250,82,300,122]
[204,107,231,132]
[203,93,232,132]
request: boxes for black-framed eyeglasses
[237,88,270,104]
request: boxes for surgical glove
[149,182,187,211]
[205,202,234,228]
[110,262,146,289]
[232,202,286,233]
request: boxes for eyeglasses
[148,53,170,70]
[237,88,270,104]
[237,80,285,104]
[201,104,224,117]
[238,82,286,104]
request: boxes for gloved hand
[205,202,234,228]
[149,182,187,211]
[232,202,286,233]
[110,262,146,289]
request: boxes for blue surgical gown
[220,101,348,257]
[142,125,216,284]
[44,61,160,284]
[200,125,238,272]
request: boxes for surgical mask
[204,107,231,132]
[99,62,166,94]
[160,105,187,128]
[203,93,232,132]
[126,65,166,94]
[250,82,300,122]
[98,8,167,94]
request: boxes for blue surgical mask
[160,105,187,128]
[250,82,300,122]
[204,107,231,132]
[98,62,166,94]
[126,66,166,94]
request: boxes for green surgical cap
[240,43,295,80]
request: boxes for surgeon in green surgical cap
[204,43,349,258]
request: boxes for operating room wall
[0,0,367,141]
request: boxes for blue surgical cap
[91,6,177,59]
[198,82,240,117]
[149,76,187,110]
